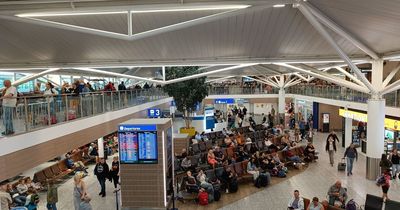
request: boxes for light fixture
[273,4,286,8]
[15,5,250,18]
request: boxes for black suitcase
[338,158,346,171]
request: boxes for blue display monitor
[385,129,394,140]
[147,108,161,118]
[118,124,158,164]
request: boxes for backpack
[376,175,385,186]
[229,178,238,193]
[345,199,357,210]
[214,190,221,201]
[278,170,286,178]
[255,173,269,188]
[198,191,208,206]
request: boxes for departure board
[118,132,139,164]
[118,124,158,164]
[138,132,158,163]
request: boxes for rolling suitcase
[338,158,346,171]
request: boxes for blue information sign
[147,108,161,118]
[119,124,157,132]
[214,98,235,104]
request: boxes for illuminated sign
[339,108,399,131]
[214,98,235,104]
[147,108,161,118]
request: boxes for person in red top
[381,169,391,202]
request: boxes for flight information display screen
[118,124,158,164]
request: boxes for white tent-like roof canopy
[1,0,400,95]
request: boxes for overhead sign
[214,98,235,104]
[147,108,161,118]
[339,108,400,131]
[119,124,157,132]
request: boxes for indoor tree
[163,66,208,128]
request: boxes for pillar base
[366,157,380,180]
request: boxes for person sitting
[207,149,218,168]
[287,190,305,210]
[284,147,304,165]
[6,183,26,206]
[327,181,348,208]
[224,135,233,147]
[25,177,42,192]
[185,171,199,193]
[304,142,317,162]
[307,197,325,210]
[245,137,252,145]
[16,179,29,196]
[214,146,225,163]
[194,132,202,141]
[236,132,244,145]
[200,132,208,141]
[181,156,193,171]
[236,146,249,162]
[196,170,214,196]
[176,148,188,159]
[247,158,260,181]
[222,128,228,136]
[65,153,89,174]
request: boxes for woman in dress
[73,174,92,210]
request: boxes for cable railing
[0,88,168,136]
[208,85,400,108]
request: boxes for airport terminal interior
[1,0,400,210]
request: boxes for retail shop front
[339,108,400,154]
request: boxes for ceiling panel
[37,13,128,34]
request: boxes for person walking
[380,169,391,202]
[110,156,120,189]
[73,174,92,210]
[389,149,400,179]
[1,80,17,135]
[46,180,58,210]
[326,131,339,166]
[94,157,109,197]
[379,154,392,175]
[344,143,358,176]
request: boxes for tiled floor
[25,131,400,210]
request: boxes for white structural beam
[274,63,370,93]
[254,76,279,88]
[298,3,375,94]
[335,67,366,87]
[12,68,60,87]
[303,2,379,60]
[381,79,400,95]
[0,4,275,41]
[243,76,277,88]
[255,65,282,75]
[74,67,164,84]
[294,73,308,82]
[382,65,400,89]
[164,64,256,84]
[285,79,302,88]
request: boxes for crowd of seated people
[176,120,318,206]
[0,177,43,209]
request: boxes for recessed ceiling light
[273,4,286,8]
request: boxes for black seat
[385,199,400,210]
[364,194,383,210]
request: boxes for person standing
[389,149,400,179]
[379,154,392,175]
[326,131,339,166]
[110,156,120,189]
[73,174,92,210]
[381,170,391,202]
[242,106,247,116]
[46,180,58,210]
[344,143,358,176]
[0,183,12,210]
[1,80,17,135]
[94,158,109,197]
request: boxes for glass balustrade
[0,89,168,136]
[207,85,400,108]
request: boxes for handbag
[82,193,91,203]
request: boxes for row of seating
[33,150,94,185]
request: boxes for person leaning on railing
[1,80,17,135]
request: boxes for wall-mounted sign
[339,108,400,131]
[214,98,235,104]
[323,113,330,123]
[147,108,161,118]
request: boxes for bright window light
[273,4,286,8]
[15,5,250,18]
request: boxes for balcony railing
[1,88,168,136]
[207,85,400,108]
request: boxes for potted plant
[163,66,208,136]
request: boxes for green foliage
[163,66,208,126]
